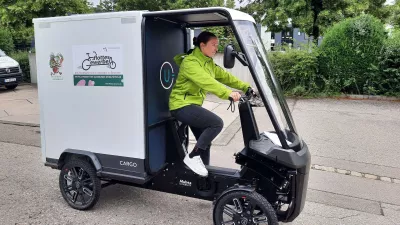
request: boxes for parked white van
[0,49,22,90]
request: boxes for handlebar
[227,87,260,112]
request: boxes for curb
[213,116,242,146]
[312,164,400,184]
[337,94,400,101]
[288,94,400,102]
[0,120,40,127]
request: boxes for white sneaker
[183,154,208,177]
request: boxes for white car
[0,49,22,90]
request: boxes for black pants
[171,105,224,165]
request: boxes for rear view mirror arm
[233,51,248,67]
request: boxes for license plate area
[4,78,17,82]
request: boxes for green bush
[318,14,387,95]
[268,45,320,96]
[372,29,400,96]
[9,51,30,82]
[0,29,14,53]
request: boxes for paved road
[1,123,400,225]
[1,86,400,224]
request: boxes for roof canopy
[143,7,255,27]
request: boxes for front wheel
[59,158,101,210]
[213,191,279,225]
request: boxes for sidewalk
[0,84,40,126]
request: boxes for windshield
[233,20,301,147]
[0,49,6,57]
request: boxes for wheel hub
[240,217,249,225]
[75,181,81,189]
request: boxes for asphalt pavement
[1,85,400,224]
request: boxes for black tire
[59,158,101,210]
[5,84,18,90]
[213,191,279,225]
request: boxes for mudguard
[213,184,255,206]
[58,149,102,171]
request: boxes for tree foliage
[318,14,387,94]
[388,0,400,28]
[114,0,225,11]
[238,0,390,40]
[0,28,14,53]
[0,0,93,47]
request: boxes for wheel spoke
[222,220,235,225]
[81,178,91,183]
[64,185,74,192]
[71,167,78,178]
[78,168,84,180]
[64,174,73,182]
[80,192,86,205]
[83,187,93,197]
[233,198,243,213]
[253,214,268,224]
[71,191,78,203]
[223,205,237,218]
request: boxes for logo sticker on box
[49,53,64,80]
[73,44,124,87]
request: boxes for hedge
[268,45,321,96]
[318,14,387,95]
[9,51,30,82]
[373,30,400,96]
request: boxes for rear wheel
[213,191,279,225]
[5,84,18,90]
[59,158,101,210]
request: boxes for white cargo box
[33,8,254,179]
[34,11,148,175]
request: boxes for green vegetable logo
[50,53,64,76]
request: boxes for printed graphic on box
[49,53,64,80]
[73,44,124,87]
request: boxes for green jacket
[169,47,250,111]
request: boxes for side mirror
[223,44,235,69]
[223,44,249,69]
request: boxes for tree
[238,0,390,42]
[0,29,14,53]
[115,0,169,11]
[115,0,225,11]
[388,0,400,27]
[226,0,235,9]
[94,0,116,12]
[0,0,93,48]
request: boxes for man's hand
[229,91,241,102]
